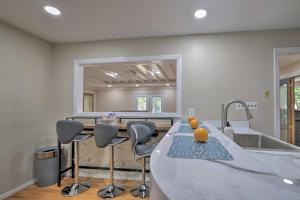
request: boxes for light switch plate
[236,102,257,110]
[264,90,270,98]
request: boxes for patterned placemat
[177,124,211,133]
[167,136,233,160]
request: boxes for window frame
[73,54,182,117]
[133,92,166,113]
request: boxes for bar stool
[56,120,92,196]
[94,124,129,199]
[129,123,157,198]
[126,121,156,141]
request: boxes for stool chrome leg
[97,145,125,199]
[130,157,150,198]
[61,141,90,196]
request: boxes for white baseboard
[0,179,35,200]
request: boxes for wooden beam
[157,64,170,82]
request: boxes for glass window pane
[295,87,300,110]
[137,96,147,111]
[152,96,162,113]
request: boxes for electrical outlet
[236,102,257,110]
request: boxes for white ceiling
[279,54,300,68]
[0,0,300,43]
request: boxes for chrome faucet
[221,100,253,133]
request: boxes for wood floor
[7,177,149,200]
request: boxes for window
[134,93,165,113]
[295,87,300,110]
[137,96,148,111]
[152,96,162,113]
[74,55,181,115]
[83,93,94,112]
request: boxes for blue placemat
[177,124,211,133]
[180,119,203,125]
[167,136,233,160]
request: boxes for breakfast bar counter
[150,120,300,200]
[83,123,171,132]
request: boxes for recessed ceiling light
[105,72,118,78]
[148,71,155,77]
[44,6,61,16]
[283,179,293,185]
[166,83,170,87]
[151,64,161,74]
[107,84,112,87]
[194,9,207,19]
[136,84,140,87]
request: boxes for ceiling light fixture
[283,179,293,185]
[194,9,207,19]
[44,6,61,16]
[136,84,140,87]
[151,64,161,74]
[148,71,155,77]
[105,72,118,78]
[166,83,170,87]
[107,84,112,87]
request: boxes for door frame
[274,47,300,139]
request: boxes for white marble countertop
[150,120,300,200]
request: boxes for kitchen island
[150,120,300,200]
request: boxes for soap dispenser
[224,122,234,140]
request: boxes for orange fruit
[190,119,199,129]
[188,116,196,123]
[194,128,208,143]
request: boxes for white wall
[0,21,53,195]
[94,87,176,112]
[53,29,300,136]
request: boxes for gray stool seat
[56,120,91,197]
[94,124,129,199]
[73,134,93,142]
[129,123,158,198]
[110,136,129,145]
[127,121,156,142]
[135,143,157,157]
[57,120,84,144]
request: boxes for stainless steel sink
[233,134,300,151]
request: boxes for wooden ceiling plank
[157,64,171,82]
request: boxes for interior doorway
[276,50,300,146]
[279,77,294,144]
